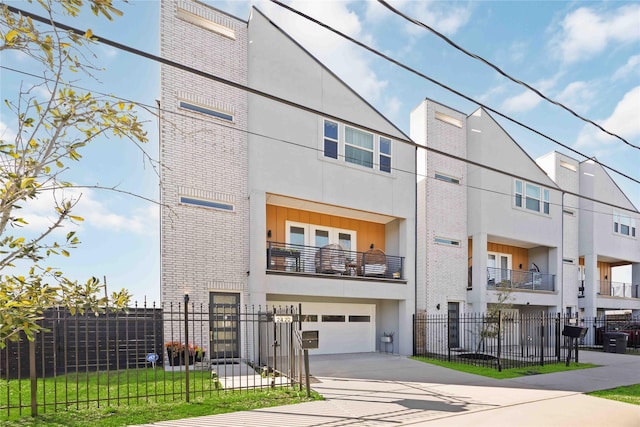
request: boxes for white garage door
[270,302,375,355]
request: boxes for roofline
[469,107,562,191]
[581,158,639,213]
[250,6,411,143]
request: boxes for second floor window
[323,119,392,173]
[614,213,636,237]
[515,180,550,214]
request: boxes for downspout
[561,191,565,315]
[415,145,418,316]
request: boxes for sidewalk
[131,351,640,426]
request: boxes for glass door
[209,292,240,360]
[448,302,460,348]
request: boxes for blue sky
[1,0,638,303]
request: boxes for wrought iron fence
[414,312,586,370]
[267,241,405,280]
[1,303,305,420]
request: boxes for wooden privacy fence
[1,303,306,420]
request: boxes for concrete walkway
[132,351,640,426]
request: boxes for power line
[2,63,636,219]
[376,0,640,151]
[2,7,638,213]
[268,0,640,186]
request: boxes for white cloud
[399,0,471,36]
[613,55,640,80]
[555,81,596,114]
[552,4,640,64]
[0,118,17,142]
[574,86,640,151]
[15,187,157,239]
[500,90,541,113]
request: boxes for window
[322,315,345,322]
[180,196,234,211]
[301,314,318,322]
[285,221,357,251]
[179,101,233,121]
[434,237,460,246]
[324,120,338,159]
[348,315,371,322]
[345,126,374,168]
[614,213,636,238]
[379,137,391,173]
[514,180,550,214]
[435,173,460,184]
[177,7,236,40]
[435,111,463,128]
[323,119,392,173]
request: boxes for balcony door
[488,253,511,285]
[286,221,356,251]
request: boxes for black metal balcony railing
[486,267,555,292]
[266,241,405,280]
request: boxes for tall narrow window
[515,180,523,208]
[379,137,391,173]
[344,126,374,168]
[324,120,338,159]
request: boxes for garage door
[270,302,375,355]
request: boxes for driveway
[133,351,640,426]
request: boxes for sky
[1,0,638,303]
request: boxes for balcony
[266,241,405,280]
[597,280,640,298]
[486,267,555,292]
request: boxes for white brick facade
[160,0,249,309]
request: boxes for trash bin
[603,332,628,354]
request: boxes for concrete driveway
[133,351,640,426]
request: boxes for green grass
[0,368,322,426]
[411,356,598,379]
[588,384,640,406]
[0,388,322,426]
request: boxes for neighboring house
[412,99,640,325]
[160,0,416,356]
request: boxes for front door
[448,302,460,348]
[209,292,240,360]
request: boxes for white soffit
[266,194,397,224]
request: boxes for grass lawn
[410,356,598,379]
[1,369,322,426]
[588,384,640,406]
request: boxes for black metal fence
[414,312,640,371]
[1,303,305,420]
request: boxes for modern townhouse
[160,0,416,357]
[413,99,640,329]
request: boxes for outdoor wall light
[184,293,190,304]
[436,303,440,310]
[267,229,272,238]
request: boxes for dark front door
[448,302,460,348]
[209,293,240,360]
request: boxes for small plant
[383,331,395,338]
[164,341,185,357]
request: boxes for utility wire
[268,0,640,185]
[376,0,640,151]
[3,5,639,205]
[3,64,636,218]
[7,2,639,187]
